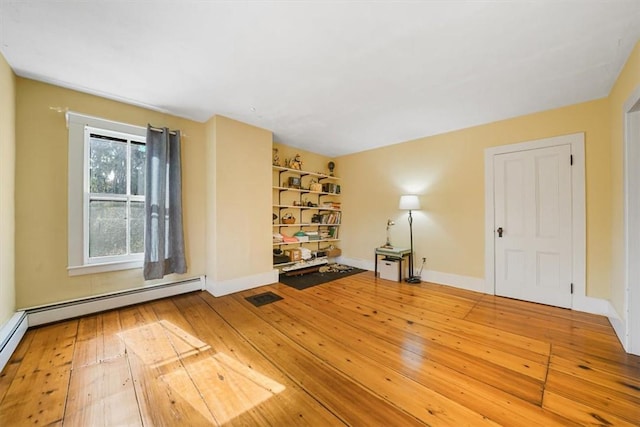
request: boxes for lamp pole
[406,209,420,283]
[399,194,421,284]
[408,209,414,277]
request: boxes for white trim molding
[622,84,640,355]
[341,256,485,293]
[66,111,147,276]
[608,301,627,349]
[420,270,485,293]
[67,260,143,276]
[206,270,279,297]
[484,133,586,308]
[0,312,28,373]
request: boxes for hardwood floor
[1,272,639,426]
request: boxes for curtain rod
[148,125,179,136]
[52,107,189,138]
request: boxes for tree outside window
[87,130,145,261]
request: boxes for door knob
[497,227,504,238]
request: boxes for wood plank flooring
[1,272,639,426]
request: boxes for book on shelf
[319,212,341,224]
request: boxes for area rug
[279,264,366,290]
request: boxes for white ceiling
[1,1,639,157]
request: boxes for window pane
[89,200,126,257]
[130,201,145,254]
[90,135,127,194]
[131,142,146,196]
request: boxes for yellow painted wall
[609,41,640,316]
[0,53,16,324]
[209,116,273,283]
[338,98,611,298]
[14,79,207,308]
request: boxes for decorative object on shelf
[272,148,281,166]
[288,176,301,189]
[273,213,278,223]
[328,161,335,176]
[282,213,296,224]
[382,219,395,248]
[399,194,422,284]
[294,231,309,242]
[322,183,340,194]
[309,180,322,192]
[286,248,302,261]
[320,244,342,257]
[289,154,303,170]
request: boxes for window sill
[67,260,143,276]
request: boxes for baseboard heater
[26,276,205,327]
[0,311,28,372]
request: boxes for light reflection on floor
[117,320,285,424]
[400,334,426,372]
[118,319,211,368]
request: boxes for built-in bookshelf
[272,165,341,267]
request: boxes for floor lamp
[399,195,421,283]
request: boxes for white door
[494,144,573,308]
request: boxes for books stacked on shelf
[319,212,341,224]
[275,231,327,244]
[306,231,320,241]
[319,227,339,239]
[321,201,341,210]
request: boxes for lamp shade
[399,194,421,210]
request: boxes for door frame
[484,133,587,309]
[623,85,640,355]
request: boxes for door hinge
[570,155,573,165]
[570,283,574,294]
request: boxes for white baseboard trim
[26,276,205,327]
[0,311,28,373]
[572,294,610,316]
[608,302,628,351]
[340,257,486,293]
[421,270,486,293]
[206,269,279,297]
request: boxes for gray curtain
[143,125,187,280]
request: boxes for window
[85,128,145,264]
[67,112,147,276]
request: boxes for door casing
[623,86,640,355]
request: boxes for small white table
[374,247,411,282]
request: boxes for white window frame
[83,126,146,266]
[67,112,147,276]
